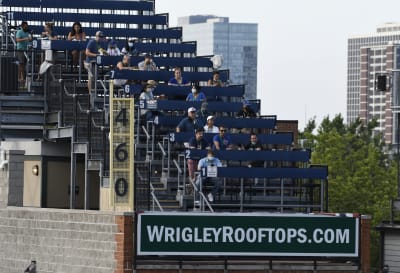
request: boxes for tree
[300,114,397,269]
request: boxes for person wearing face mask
[196,149,222,202]
[186,85,206,102]
[121,39,138,56]
[15,21,33,85]
[139,80,162,121]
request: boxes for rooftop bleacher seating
[168,132,293,146]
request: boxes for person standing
[84,31,107,92]
[15,21,32,85]
[187,128,210,182]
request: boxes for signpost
[137,212,359,257]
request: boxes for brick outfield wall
[0,207,124,273]
[0,207,370,273]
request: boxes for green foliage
[300,114,397,269]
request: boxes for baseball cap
[144,53,152,58]
[96,31,104,37]
[243,100,251,106]
[146,80,157,87]
[207,115,214,121]
[188,107,196,113]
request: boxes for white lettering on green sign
[146,225,350,245]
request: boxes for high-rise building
[177,15,258,99]
[347,23,400,144]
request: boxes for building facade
[347,23,400,144]
[177,15,258,99]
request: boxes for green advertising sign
[137,212,359,257]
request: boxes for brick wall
[0,207,118,273]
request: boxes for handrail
[191,171,214,213]
[157,142,167,157]
[173,159,182,175]
[150,183,164,212]
[141,125,150,140]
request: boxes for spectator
[243,133,264,168]
[186,85,206,102]
[196,101,211,124]
[15,21,32,85]
[237,100,257,118]
[138,53,158,71]
[84,31,107,92]
[139,80,161,121]
[187,128,210,182]
[67,22,86,67]
[121,38,138,56]
[213,125,233,150]
[114,54,134,87]
[203,115,219,133]
[197,149,222,202]
[41,22,57,40]
[207,71,224,87]
[106,40,121,56]
[176,107,203,133]
[168,67,190,86]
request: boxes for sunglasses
[220,129,226,132]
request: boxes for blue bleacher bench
[96,55,212,68]
[7,12,167,25]
[184,149,310,162]
[139,100,260,113]
[2,0,154,11]
[32,40,197,54]
[124,85,244,98]
[29,26,182,39]
[154,116,277,129]
[169,132,292,146]
[203,167,328,179]
[112,70,229,82]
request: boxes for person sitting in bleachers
[187,128,210,182]
[138,53,158,71]
[114,54,136,87]
[139,80,162,121]
[237,100,257,118]
[203,115,219,133]
[196,101,211,124]
[106,40,121,56]
[207,71,224,87]
[186,85,206,102]
[121,38,138,56]
[67,22,86,67]
[176,107,203,133]
[196,149,222,202]
[243,133,264,167]
[168,67,190,86]
[84,30,108,92]
[213,125,233,150]
[41,22,58,40]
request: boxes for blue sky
[156,0,400,129]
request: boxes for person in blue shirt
[15,21,32,84]
[186,85,206,102]
[213,125,233,150]
[84,31,107,92]
[168,67,190,86]
[197,149,222,202]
